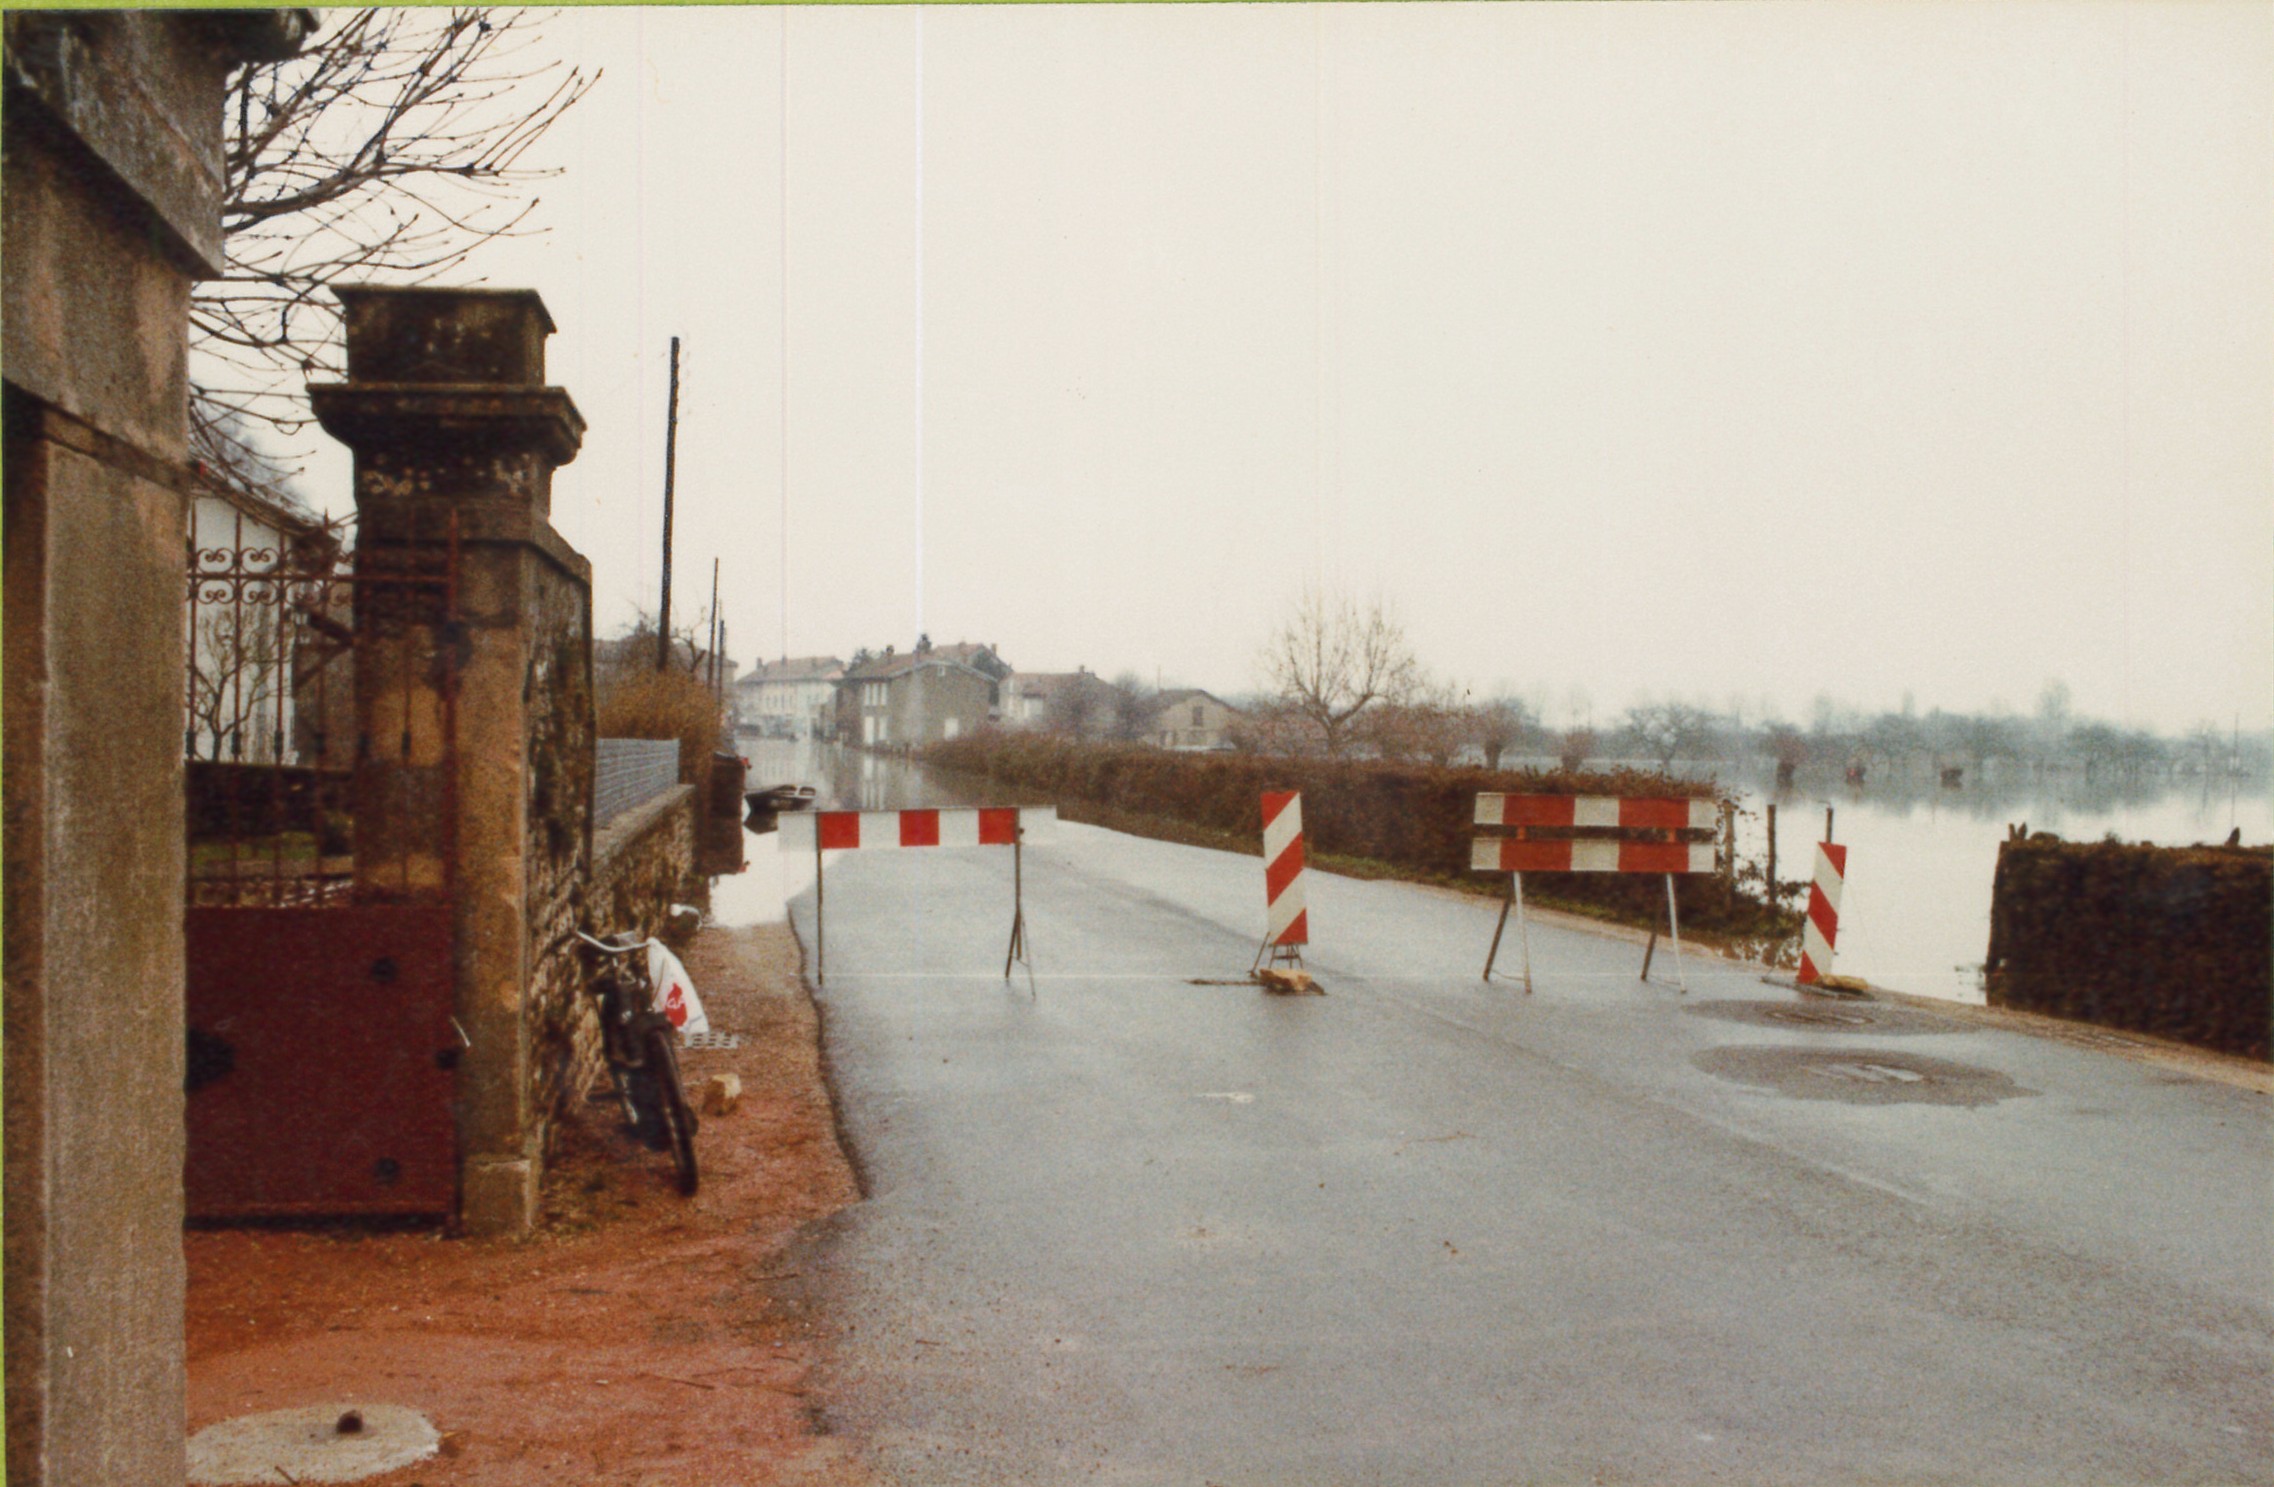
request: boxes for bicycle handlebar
[573,929,652,956]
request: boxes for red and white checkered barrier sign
[1470,795,1716,874]
[779,806,1056,851]
[1472,792,1720,991]
[1262,790,1308,948]
[1798,841,1846,986]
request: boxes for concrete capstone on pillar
[310,286,592,1236]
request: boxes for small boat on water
[745,784,817,830]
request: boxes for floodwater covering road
[778,821,2272,1485]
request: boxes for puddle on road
[1684,999,1964,1037]
[1693,1046,2034,1106]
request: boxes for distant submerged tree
[1472,696,1537,771]
[1258,587,1420,758]
[1624,701,1715,774]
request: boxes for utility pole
[706,557,721,692]
[656,335,681,672]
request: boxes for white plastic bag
[645,939,710,1038]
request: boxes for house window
[945,716,960,740]
[1192,705,1204,727]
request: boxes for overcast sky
[291,2,2273,734]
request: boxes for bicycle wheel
[642,1025,700,1197]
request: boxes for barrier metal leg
[1666,873,1687,994]
[1514,872,1533,994]
[1483,874,1513,982]
[1004,830,1032,987]
[814,827,826,986]
[1485,874,1533,993]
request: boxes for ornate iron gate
[183,501,464,1219]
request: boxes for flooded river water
[717,736,2270,1005]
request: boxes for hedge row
[1985,839,2271,1060]
[921,733,1794,940]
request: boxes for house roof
[739,655,843,687]
[841,651,992,685]
[1150,688,1240,715]
[929,641,1010,674]
[190,464,326,541]
[1009,670,1107,700]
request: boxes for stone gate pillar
[4,12,311,1483]
[311,287,593,1235]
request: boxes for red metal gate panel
[185,904,457,1219]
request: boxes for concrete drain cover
[1693,1046,2032,1106]
[1685,999,1961,1036]
[188,1404,438,1484]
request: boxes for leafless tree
[193,9,596,473]
[1106,672,1156,745]
[1258,587,1420,758]
[1362,676,1470,766]
[1045,672,1118,742]
[1224,698,1321,757]
[1471,695,1537,771]
[1624,700,1716,774]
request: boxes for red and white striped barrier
[1797,841,1846,987]
[1469,795,1716,875]
[1260,790,1308,959]
[778,806,1058,984]
[1469,838,1716,875]
[1472,792,1720,992]
[1475,794,1719,832]
[777,806,1056,851]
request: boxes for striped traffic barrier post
[1797,841,1847,987]
[1472,793,1720,992]
[1253,790,1309,973]
[778,807,1058,985]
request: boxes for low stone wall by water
[1985,838,2270,1060]
[530,784,700,1139]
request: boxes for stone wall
[522,552,594,1130]
[531,786,699,1129]
[1986,838,2271,1060]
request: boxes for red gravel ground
[184,921,868,1486]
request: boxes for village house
[185,467,343,767]
[836,641,999,748]
[1146,687,1242,751]
[735,654,844,739]
[1007,667,1129,738]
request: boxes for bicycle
[573,929,700,1196]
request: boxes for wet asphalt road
[782,823,2273,1485]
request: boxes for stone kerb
[310,285,593,1237]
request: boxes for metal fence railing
[594,738,680,827]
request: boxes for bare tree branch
[1257,587,1420,757]
[190,9,596,485]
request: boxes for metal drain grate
[681,1031,743,1050]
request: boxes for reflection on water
[708,739,982,930]
[719,738,2269,1005]
[739,737,983,813]
[1732,766,2271,1004]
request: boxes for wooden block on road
[701,1072,742,1116]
